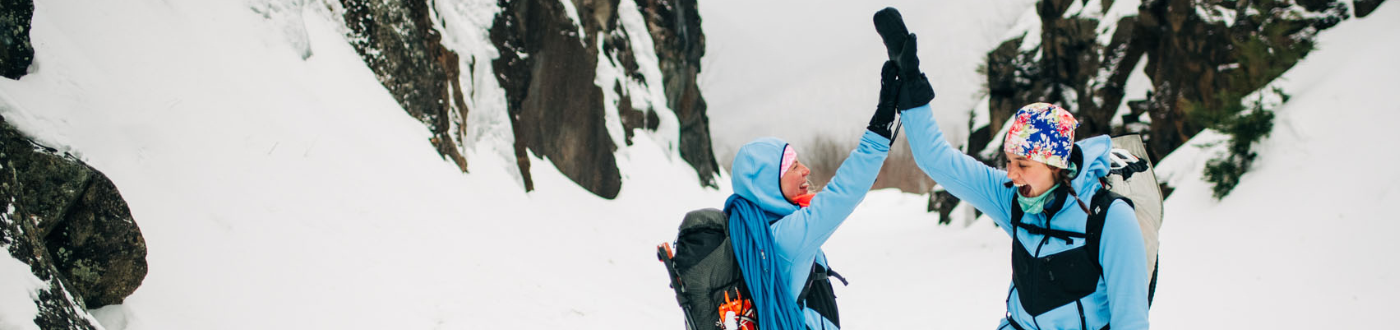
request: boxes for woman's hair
[1056,167,1091,213]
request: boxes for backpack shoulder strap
[1011,193,1024,228]
[1085,188,1132,275]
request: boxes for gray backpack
[1103,135,1164,303]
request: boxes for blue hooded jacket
[901,104,1150,329]
[726,130,890,330]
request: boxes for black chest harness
[1007,183,1130,330]
[800,262,845,329]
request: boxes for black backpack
[658,209,844,330]
[657,209,754,330]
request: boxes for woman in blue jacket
[723,61,910,330]
[874,7,1150,329]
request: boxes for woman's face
[1004,152,1057,197]
[780,158,811,202]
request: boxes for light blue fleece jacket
[901,104,1150,330]
[730,130,890,330]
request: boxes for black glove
[873,7,935,110]
[868,61,900,139]
[895,33,935,110]
[873,7,909,65]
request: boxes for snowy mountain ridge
[0,0,1397,329]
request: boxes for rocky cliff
[929,0,1382,216]
[977,0,1364,161]
[339,0,473,173]
[342,0,717,199]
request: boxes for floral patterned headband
[1003,102,1079,169]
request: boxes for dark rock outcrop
[2,201,100,330]
[927,188,960,225]
[45,172,147,307]
[636,0,717,187]
[486,0,717,197]
[341,0,717,197]
[3,116,146,328]
[982,0,1353,160]
[339,0,472,172]
[490,0,623,198]
[1,0,34,79]
[1355,0,1387,17]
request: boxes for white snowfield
[0,0,1395,329]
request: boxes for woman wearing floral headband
[874,7,1150,329]
[906,102,1151,329]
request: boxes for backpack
[657,209,754,330]
[658,208,844,330]
[1006,134,1162,316]
[1103,134,1163,304]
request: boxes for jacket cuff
[861,130,892,152]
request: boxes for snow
[1150,3,1400,328]
[1108,53,1151,128]
[1008,5,1043,54]
[0,0,1395,329]
[0,252,46,330]
[598,0,682,158]
[1196,3,1238,28]
[1096,0,1142,47]
[1061,0,1096,20]
[429,0,521,184]
[616,0,682,154]
[556,0,589,48]
[1,0,718,329]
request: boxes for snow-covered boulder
[2,117,146,327]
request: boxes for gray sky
[698,0,1036,164]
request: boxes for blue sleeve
[1100,200,1150,329]
[900,104,1016,232]
[770,130,889,290]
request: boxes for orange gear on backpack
[717,289,758,330]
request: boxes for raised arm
[769,131,889,274]
[901,105,1016,230]
[874,12,1016,230]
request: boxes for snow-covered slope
[1,0,1396,329]
[0,1,723,329]
[1147,3,1400,328]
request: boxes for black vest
[1009,187,1135,318]
[1007,148,1102,317]
[799,262,843,328]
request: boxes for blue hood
[1070,135,1114,197]
[731,137,800,216]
